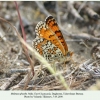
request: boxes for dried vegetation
[0,1,100,90]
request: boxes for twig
[19,72,32,86]
[60,27,100,42]
[85,7,100,20]
[79,59,100,78]
[11,70,33,90]
[11,65,43,90]
[7,68,30,74]
[14,2,35,90]
[14,2,26,41]
[22,69,71,86]
[72,1,87,25]
[56,2,61,25]
[0,73,20,90]
[67,1,83,21]
[74,1,100,20]
[35,1,51,16]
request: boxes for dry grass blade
[14,1,35,89]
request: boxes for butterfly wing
[35,17,68,56]
[33,35,64,62]
[45,16,68,55]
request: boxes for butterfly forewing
[35,20,66,55]
[45,16,68,55]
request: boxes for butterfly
[32,16,72,64]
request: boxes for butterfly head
[67,51,73,57]
[65,51,73,62]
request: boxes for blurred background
[0,1,100,90]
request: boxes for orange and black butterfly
[32,16,72,63]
